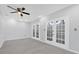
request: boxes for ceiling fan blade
[22,12,30,15]
[10,11,17,13]
[20,14,23,17]
[7,5,16,10]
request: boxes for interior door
[36,24,40,39]
[55,20,65,44]
[47,20,55,41]
[33,25,35,37]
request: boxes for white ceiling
[0,4,71,22]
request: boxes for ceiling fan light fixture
[17,12,21,15]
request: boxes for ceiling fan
[7,5,30,17]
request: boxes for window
[36,24,39,38]
[33,25,35,37]
[47,22,53,41]
[56,20,65,44]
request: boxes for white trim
[6,37,31,41]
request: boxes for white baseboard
[6,37,30,41]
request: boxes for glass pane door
[47,21,54,41]
[33,25,35,37]
[56,20,65,44]
[36,24,39,38]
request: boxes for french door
[46,17,69,48]
[32,23,40,39]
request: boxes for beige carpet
[0,38,75,54]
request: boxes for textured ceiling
[0,4,71,22]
